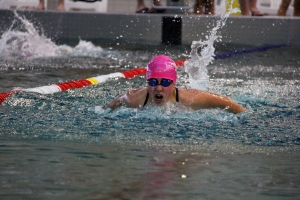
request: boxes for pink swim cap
[146,55,177,84]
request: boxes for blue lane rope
[213,44,287,60]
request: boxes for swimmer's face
[147,78,175,106]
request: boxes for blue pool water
[0,13,300,199]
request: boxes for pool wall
[0,9,299,47]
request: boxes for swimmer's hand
[94,106,111,114]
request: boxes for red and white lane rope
[0,67,155,104]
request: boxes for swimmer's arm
[200,92,246,114]
[105,94,125,110]
[182,89,246,114]
[105,89,146,110]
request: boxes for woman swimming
[106,55,246,114]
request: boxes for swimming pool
[0,13,299,199]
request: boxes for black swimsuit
[143,87,179,107]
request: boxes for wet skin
[106,78,246,114]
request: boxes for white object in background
[0,0,46,10]
[160,0,227,15]
[214,0,226,16]
[257,0,294,16]
[65,0,107,12]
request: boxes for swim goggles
[147,78,173,87]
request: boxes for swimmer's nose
[155,85,163,91]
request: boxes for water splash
[0,11,104,59]
[0,11,59,58]
[184,1,240,90]
[59,40,104,57]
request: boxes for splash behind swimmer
[106,55,246,114]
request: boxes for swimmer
[106,55,246,114]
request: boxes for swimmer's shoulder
[177,88,206,99]
[177,88,246,113]
[177,88,215,108]
[124,88,148,108]
[126,88,147,96]
[106,88,147,110]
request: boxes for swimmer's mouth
[155,94,163,99]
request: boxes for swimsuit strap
[143,92,149,107]
[143,87,179,107]
[175,87,179,102]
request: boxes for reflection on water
[1,139,299,199]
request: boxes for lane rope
[0,44,287,105]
